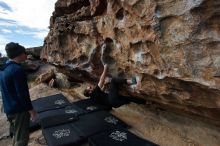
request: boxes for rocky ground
[0,66,219,146]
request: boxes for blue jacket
[0,60,33,115]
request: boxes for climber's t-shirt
[90,85,109,105]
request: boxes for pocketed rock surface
[41,0,220,126]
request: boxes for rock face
[26,46,43,59]
[41,0,220,125]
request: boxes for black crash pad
[32,94,70,113]
[42,123,83,146]
[29,120,40,132]
[40,113,78,129]
[90,111,128,128]
[30,104,85,132]
[73,98,111,114]
[71,111,127,138]
[39,104,85,120]
[64,104,86,116]
[89,128,159,146]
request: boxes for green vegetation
[0,57,7,66]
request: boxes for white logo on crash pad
[54,99,65,105]
[86,106,97,111]
[65,109,78,114]
[53,129,70,139]
[104,116,118,125]
[109,130,127,142]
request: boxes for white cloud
[0,6,10,15]
[0,34,34,55]
[0,0,56,30]
[0,44,5,55]
[0,0,57,54]
[15,29,47,39]
[1,28,12,33]
[15,29,33,35]
[0,21,15,26]
[0,35,9,55]
[34,31,48,39]
[0,35,9,45]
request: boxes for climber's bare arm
[98,64,108,89]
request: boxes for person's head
[5,42,27,63]
[83,85,95,97]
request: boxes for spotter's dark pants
[7,111,30,146]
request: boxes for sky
[0,0,57,55]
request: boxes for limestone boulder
[55,72,71,88]
[34,69,55,85]
[41,0,220,125]
[26,46,43,59]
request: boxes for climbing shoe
[131,76,137,84]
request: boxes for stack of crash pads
[31,94,159,146]
[30,94,72,132]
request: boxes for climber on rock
[83,64,146,108]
